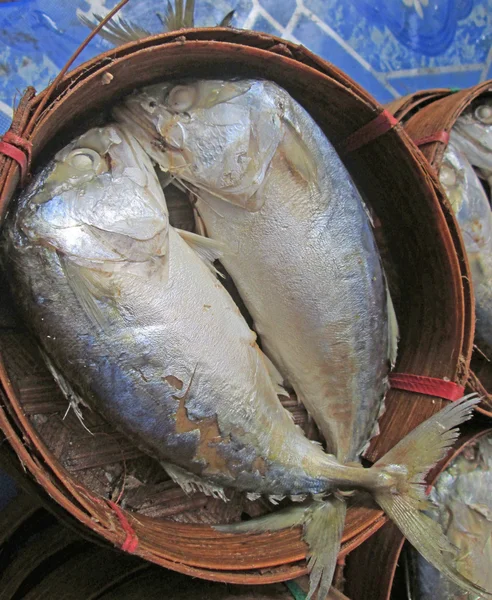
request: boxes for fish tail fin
[371,395,490,597]
[215,497,346,600]
[303,497,346,600]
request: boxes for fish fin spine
[161,462,228,501]
[215,498,346,600]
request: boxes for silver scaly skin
[3,124,377,498]
[113,78,397,465]
[2,123,486,600]
[113,82,490,599]
[408,434,492,600]
[440,141,492,358]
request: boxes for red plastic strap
[341,110,398,154]
[0,131,32,184]
[3,131,33,156]
[414,130,450,147]
[389,373,465,401]
[107,500,139,553]
[0,141,28,182]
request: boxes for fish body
[4,124,374,498]
[440,141,492,357]
[2,123,486,600]
[114,79,395,464]
[408,434,492,599]
[451,100,492,200]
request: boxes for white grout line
[256,6,286,33]
[242,2,260,30]
[377,77,401,99]
[298,3,375,71]
[386,63,484,79]
[297,2,400,98]
[282,2,303,39]
[0,100,13,119]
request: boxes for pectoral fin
[176,229,225,275]
[216,497,346,600]
[281,117,319,189]
[60,256,111,330]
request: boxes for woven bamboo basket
[0,21,476,589]
[0,471,353,600]
[343,423,492,600]
[385,82,492,416]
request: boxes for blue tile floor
[0,0,491,503]
[0,0,491,136]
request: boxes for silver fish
[440,141,492,358]
[2,124,484,600]
[113,78,398,466]
[3,124,354,498]
[407,433,492,600]
[451,100,492,201]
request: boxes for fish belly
[5,226,335,497]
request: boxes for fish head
[113,79,286,211]
[455,99,492,150]
[441,142,492,257]
[451,98,492,176]
[16,125,169,266]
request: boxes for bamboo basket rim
[386,81,492,417]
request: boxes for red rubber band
[341,110,398,154]
[0,140,28,183]
[107,500,139,553]
[2,131,33,157]
[414,130,450,147]
[389,373,464,401]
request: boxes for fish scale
[440,140,492,359]
[2,122,486,600]
[114,78,395,464]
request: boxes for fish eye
[144,98,158,113]
[440,163,457,188]
[474,104,492,124]
[167,85,197,112]
[66,148,107,174]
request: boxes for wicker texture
[386,82,492,415]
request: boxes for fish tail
[215,497,346,600]
[369,394,490,597]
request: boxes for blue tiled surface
[0,0,491,506]
[0,0,490,136]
